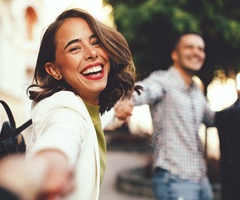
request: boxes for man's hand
[114,98,134,123]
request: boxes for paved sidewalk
[100,150,154,200]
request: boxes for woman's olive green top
[84,100,107,185]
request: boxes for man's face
[172,34,206,74]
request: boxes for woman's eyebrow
[90,34,97,39]
[64,38,81,50]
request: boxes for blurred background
[1,0,240,199]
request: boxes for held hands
[34,150,75,200]
[114,98,134,123]
[0,153,74,200]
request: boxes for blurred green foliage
[104,0,240,87]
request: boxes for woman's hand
[0,151,75,200]
[114,98,134,123]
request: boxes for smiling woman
[44,17,111,106]
[25,8,141,200]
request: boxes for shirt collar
[169,66,198,92]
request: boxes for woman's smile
[81,63,104,80]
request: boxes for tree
[104,0,240,89]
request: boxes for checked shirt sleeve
[133,70,167,106]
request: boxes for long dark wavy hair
[27,8,141,114]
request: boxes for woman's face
[47,17,110,105]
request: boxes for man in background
[115,33,215,200]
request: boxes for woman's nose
[84,46,98,60]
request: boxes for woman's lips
[81,65,104,80]
[82,65,102,75]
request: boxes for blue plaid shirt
[133,66,215,181]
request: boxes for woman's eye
[92,40,100,46]
[69,47,81,52]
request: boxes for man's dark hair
[171,32,203,52]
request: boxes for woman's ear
[45,62,62,80]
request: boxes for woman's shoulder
[38,91,81,106]
[50,90,78,99]
[32,91,85,116]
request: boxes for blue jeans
[152,168,213,200]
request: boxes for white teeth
[82,65,102,75]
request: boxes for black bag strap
[0,100,16,129]
[0,100,32,135]
[14,119,32,135]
